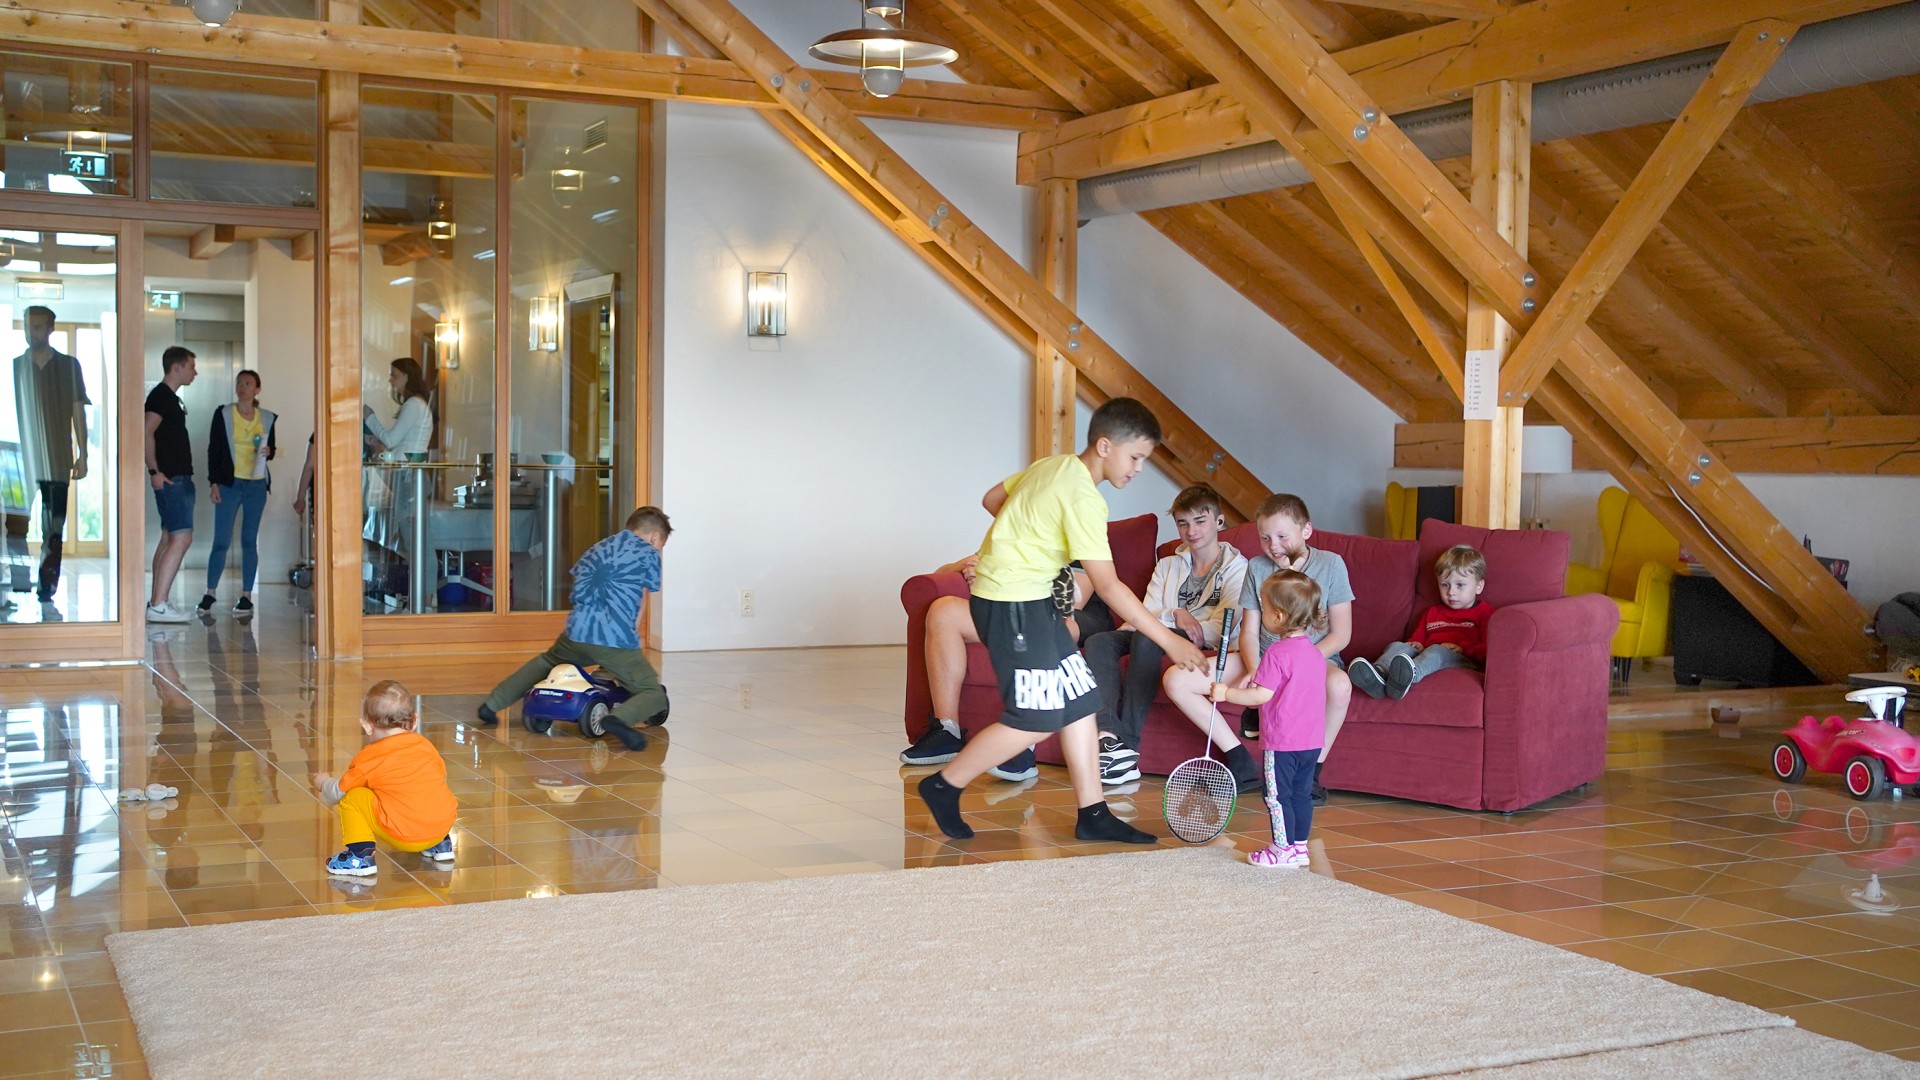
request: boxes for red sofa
[898,517,1618,812]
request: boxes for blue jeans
[206,478,267,592]
[1377,640,1478,685]
[153,476,196,534]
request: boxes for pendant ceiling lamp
[187,0,241,27]
[808,1,957,99]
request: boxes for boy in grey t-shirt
[1163,494,1354,804]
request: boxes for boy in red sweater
[1348,545,1494,700]
[313,680,459,877]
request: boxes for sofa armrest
[900,573,971,739]
[1478,594,1620,812]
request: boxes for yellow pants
[337,787,442,853]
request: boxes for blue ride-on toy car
[521,664,668,737]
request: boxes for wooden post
[318,61,363,658]
[1461,80,1527,529]
[1032,178,1077,460]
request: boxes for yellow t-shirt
[232,408,264,478]
[971,454,1113,602]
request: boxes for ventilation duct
[1080,1,1920,219]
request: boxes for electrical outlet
[739,588,755,617]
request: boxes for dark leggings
[1263,749,1320,846]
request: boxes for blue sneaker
[987,749,1038,782]
[326,848,378,877]
[422,835,455,863]
[900,719,966,765]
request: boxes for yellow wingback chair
[1385,482,1419,540]
[1567,487,1680,681]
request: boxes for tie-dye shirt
[563,531,662,649]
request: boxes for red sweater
[1409,601,1494,663]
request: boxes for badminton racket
[1163,608,1239,843]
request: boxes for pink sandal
[1249,844,1300,869]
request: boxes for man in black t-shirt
[144,346,198,624]
[4,305,89,611]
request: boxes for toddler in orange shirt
[313,680,458,877]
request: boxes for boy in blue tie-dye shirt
[477,507,672,750]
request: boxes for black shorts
[970,595,1101,734]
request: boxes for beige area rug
[1453,1028,1920,1078]
[104,848,1888,1079]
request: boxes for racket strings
[1163,757,1236,843]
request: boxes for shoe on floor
[1097,733,1140,786]
[1249,844,1302,869]
[1348,658,1387,699]
[1284,841,1311,866]
[1386,652,1416,700]
[146,602,189,624]
[232,596,254,615]
[422,835,456,863]
[196,594,215,613]
[603,717,649,751]
[987,748,1038,782]
[900,718,965,765]
[326,849,378,877]
[475,702,500,726]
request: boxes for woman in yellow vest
[199,369,277,616]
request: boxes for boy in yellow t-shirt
[916,398,1207,842]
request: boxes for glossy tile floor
[3,592,1918,1077]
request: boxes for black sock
[603,717,649,751]
[1076,801,1157,844]
[918,772,974,839]
[1224,743,1258,779]
[346,841,374,857]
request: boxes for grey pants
[1377,641,1477,686]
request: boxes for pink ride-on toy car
[1773,686,1918,800]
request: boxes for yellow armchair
[1568,487,1681,681]
[1385,482,1418,541]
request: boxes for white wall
[1388,465,1920,614]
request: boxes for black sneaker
[603,718,649,751]
[1348,658,1387,699]
[1240,713,1260,740]
[1097,733,1140,786]
[645,685,670,727]
[196,594,216,613]
[1386,653,1417,700]
[900,719,965,765]
[987,748,1038,782]
[232,596,254,615]
[475,702,500,726]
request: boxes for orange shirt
[338,731,458,844]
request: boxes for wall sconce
[434,318,461,370]
[427,196,455,241]
[551,148,585,210]
[530,295,560,352]
[746,271,787,337]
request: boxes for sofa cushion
[1109,513,1161,598]
[1307,529,1420,662]
[1412,521,1569,634]
[1344,667,1486,729]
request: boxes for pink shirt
[1254,635,1328,753]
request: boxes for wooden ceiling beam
[1717,109,1920,321]
[935,0,1126,112]
[1019,0,1909,182]
[4,0,1073,131]
[188,224,236,260]
[1334,0,1509,17]
[651,0,1276,518]
[1498,22,1791,400]
[1572,131,1913,408]
[1032,0,1194,96]
[1397,415,1920,476]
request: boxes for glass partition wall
[362,84,640,618]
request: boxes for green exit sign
[63,151,112,182]
[147,289,182,311]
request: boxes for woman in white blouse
[363,357,433,455]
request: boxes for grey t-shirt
[1239,547,1356,660]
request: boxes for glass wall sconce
[746,271,787,337]
[530,295,561,352]
[434,318,461,369]
[427,196,456,241]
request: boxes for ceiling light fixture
[186,0,242,27]
[550,148,585,210]
[426,196,455,241]
[809,1,957,99]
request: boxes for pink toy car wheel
[1844,755,1888,801]
[1772,741,1807,783]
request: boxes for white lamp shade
[1521,426,1575,474]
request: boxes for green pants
[485,633,667,730]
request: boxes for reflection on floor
[1,589,1917,1077]
[1,558,115,625]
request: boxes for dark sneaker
[987,749,1038,782]
[195,594,216,613]
[603,718,649,751]
[900,719,965,765]
[645,685,670,727]
[1240,713,1260,741]
[1098,733,1140,786]
[475,702,500,726]
[325,848,377,877]
[1386,653,1417,700]
[422,834,455,863]
[1348,658,1388,699]
[232,596,255,615]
